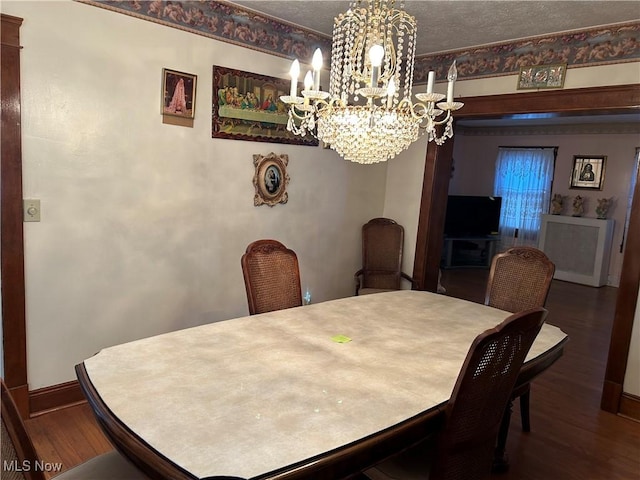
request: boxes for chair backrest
[241,239,302,315]
[485,246,555,313]
[361,218,405,290]
[1,379,46,480]
[430,308,547,480]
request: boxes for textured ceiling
[230,1,640,55]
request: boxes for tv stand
[442,236,499,269]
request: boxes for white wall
[383,139,428,283]
[1,1,387,389]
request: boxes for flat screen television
[444,195,502,237]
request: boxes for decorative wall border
[77,1,639,83]
[415,22,640,82]
[77,0,331,65]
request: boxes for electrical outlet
[23,199,41,222]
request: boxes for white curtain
[494,147,555,249]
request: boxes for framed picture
[162,68,197,119]
[253,152,290,207]
[570,155,606,190]
[212,65,318,146]
[517,63,566,90]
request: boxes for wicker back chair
[1,379,147,480]
[241,239,302,315]
[355,218,416,295]
[485,246,555,314]
[364,308,547,480]
[485,246,555,440]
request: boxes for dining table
[76,290,568,480]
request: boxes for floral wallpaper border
[78,1,639,84]
[415,22,640,83]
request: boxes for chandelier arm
[428,112,453,127]
[288,107,308,120]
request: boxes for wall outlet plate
[23,199,41,222]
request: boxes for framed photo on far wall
[162,68,197,119]
[570,155,606,190]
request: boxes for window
[493,147,556,248]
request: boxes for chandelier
[280,0,463,165]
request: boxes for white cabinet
[538,214,614,287]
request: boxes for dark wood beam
[1,13,28,418]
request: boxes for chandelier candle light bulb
[447,61,457,103]
[427,71,435,94]
[289,59,300,97]
[303,71,313,92]
[312,48,323,91]
[369,44,385,87]
[303,70,313,106]
[280,0,463,164]
[386,78,395,109]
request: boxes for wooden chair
[483,246,555,471]
[364,307,548,480]
[355,218,416,295]
[485,246,555,316]
[241,239,302,315]
[485,246,555,433]
[1,379,148,480]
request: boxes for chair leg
[493,400,512,473]
[519,385,531,432]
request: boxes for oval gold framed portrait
[253,153,290,206]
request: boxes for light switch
[23,199,41,222]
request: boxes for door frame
[1,13,28,417]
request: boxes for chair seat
[55,451,148,479]
[364,437,435,480]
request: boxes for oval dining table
[76,290,568,480]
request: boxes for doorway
[412,83,640,416]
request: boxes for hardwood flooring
[23,270,640,479]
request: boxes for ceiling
[229,1,640,127]
[229,1,640,56]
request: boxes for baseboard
[619,393,640,422]
[29,380,86,417]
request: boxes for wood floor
[24,270,640,479]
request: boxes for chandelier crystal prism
[280,0,463,164]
